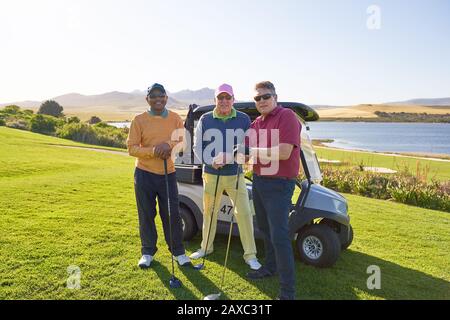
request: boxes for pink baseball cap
[215,83,234,97]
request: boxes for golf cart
[174,102,353,268]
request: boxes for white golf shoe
[175,254,192,266]
[138,255,153,268]
[246,258,262,270]
[189,249,212,260]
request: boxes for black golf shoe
[246,266,276,280]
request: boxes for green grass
[315,146,450,182]
[1,126,449,300]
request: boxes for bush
[38,100,64,117]
[374,111,450,123]
[318,167,449,212]
[88,116,102,125]
[91,122,127,148]
[92,121,110,128]
[6,119,29,130]
[2,105,21,114]
[67,116,81,124]
[57,122,99,145]
[388,180,450,212]
[56,122,127,148]
[30,114,59,135]
[2,105,128,150]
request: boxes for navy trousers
[252,174,296,299]
[134,167,185,256]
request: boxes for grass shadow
[178,263,230,300]
[148,260,198,300]
[185,236,450,300]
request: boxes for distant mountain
[51,91,184,110]
[0,100,42,109]
[0,87,217,110]
[170,87,215,106]
[386,97,450,106]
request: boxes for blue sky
[1,0,449,105]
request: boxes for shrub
[38,100,64,117]
[91,122,127,148]
[2,105,20,114]
[57,122,98,145]
[6,119,29,130]
[318,167,449,212]
[67,116,81,124]
[88,116,102,125]
[56,122,127,148]
[388,180,450,212]
[30,114,58,135]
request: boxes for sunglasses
[217,95,233,101]
[148,93,166,99]
[253,93,273,102]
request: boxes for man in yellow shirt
[127,83,191,268]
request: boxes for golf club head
[203,293,221,300]
[192,263,205,270]
[169,276,182,289]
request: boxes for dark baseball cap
[147,83,166,95]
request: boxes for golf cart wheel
[319,219,353,251]
[179,206,197,241]
[296,224,340,268]
[341,225,354,250]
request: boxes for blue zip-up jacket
[193,110,250,176]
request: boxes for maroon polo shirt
[247,105,301,178]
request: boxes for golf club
[163,158,182,289]
[193,168,221,270]
[203,165,241,300]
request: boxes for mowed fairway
[0,126,449,300]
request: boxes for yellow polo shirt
[126,110,184,175]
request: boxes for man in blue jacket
[189,83,261,271]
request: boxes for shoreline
[313,140,450,162]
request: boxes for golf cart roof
[190,102,319,122]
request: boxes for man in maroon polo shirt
[244,81,301,300]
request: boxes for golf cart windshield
[299,117,322,184]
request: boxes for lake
[109,121,450,155]
[307,122,450,155]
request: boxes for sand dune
[318,104,450,118]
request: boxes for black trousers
[134,167,185,256]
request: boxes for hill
[318,104,450,119]
[386,97,450,106]
[0,88,216,121]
